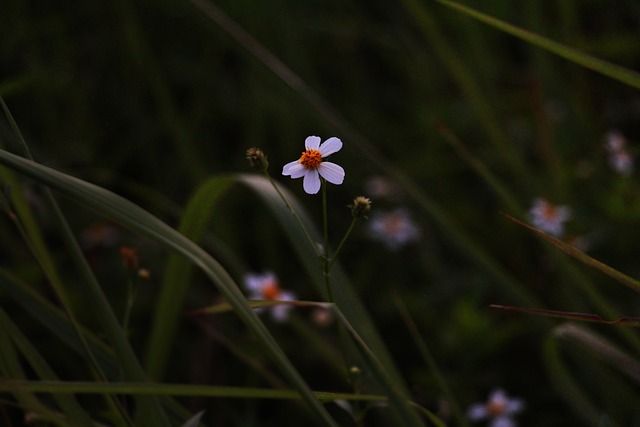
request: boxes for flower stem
[263,171,321,259]
[321,179,334,303]
[329,217,357,271]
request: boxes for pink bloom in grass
[282,136,345,194]
[244,272,296,322]
[467,389,525,427]
[528,198,571,238]
[605,131,634,176]
[368,208,420,250]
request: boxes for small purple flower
[467,389,524,427]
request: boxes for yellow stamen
[298,149,323,169]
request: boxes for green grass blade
[400,0,524,176]
[0,380,387,402]
[555,323,640,384]
[394,293,468,427]
[146,172,425,425]
[0,149,338,427]
[433,0,640,89]
[503,213,640,295]
[0,312,50,419]
[0,103,170,426]
[0,268,119,378]
[543,332,600,424]
[0,308,96,426]
[145,177,234,379]
[234,174,425,426]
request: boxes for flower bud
[246,147,269,171]
[349,196,371,219]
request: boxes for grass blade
[0,308,96,425]
[0,149,338,427]
[502,213,640,295]
[433,0,640,89]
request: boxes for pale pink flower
[368,208,420,250]
[244,272,295,322]
[528,198,571,238]
[467,389,524,427]
[605,131,634,176]
[282,136,345,194]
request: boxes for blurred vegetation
[1,0,640,426]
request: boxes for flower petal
[283,161,304,177]
[303,170,321,194]
[318,162,345,185]
[305,136,321,150]
[466,404,488,421]
[319,137,342,156]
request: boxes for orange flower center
[541,202,558,220]
[298,149,323,169]
[382,214,404,234]
[487,400,506,417]
[262,281,281,300]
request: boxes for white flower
[467,389,525,427]
[368,208,420,250]
[605,131,634,176]
[244,272,295,322]
[282,136,345,194]
[528,198,571,238]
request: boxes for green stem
[321,179,334,303]
[264,172,321,259]
[329,217,357,271]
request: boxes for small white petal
[283,161,304,177]
[305,136,321,150]
[467,404,488,421]
[303,170,321,194]
[318,162,345,185]
[490,417,516,427]
[271,304,291,322]
[319,137,342,157]
[505,399,525,415]
[244,272,277,298]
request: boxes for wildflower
[282,136,345,194]
[244,272,295,322]
[349,196,372,219]
[604,131,633,176]
[467,389,524,427]
[368,208,420,250]
[528,198,571,238]
[364,175,399,200]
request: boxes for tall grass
[1,0,640,425]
